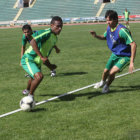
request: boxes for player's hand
[129,63,134,73]
[41,57,48,63]
[90,31,96,37]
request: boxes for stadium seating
[100,0,140,17]
[0,0,140,22]
[18,0,95,20]
[0,0,18,21]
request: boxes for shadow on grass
[44,71,88,77]
[31,108,47,112]
[88,85,140,99]
[57,72,88,76]
[39,91,103,102]
[39,85,140,101]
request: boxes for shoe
[102,84,109,93]
[22,89,29,95]
[28,94,34,99]
[25,74,30,78]
[51,70,56,77]
[94,80,106,89]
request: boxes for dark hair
[22,24,32,31]
[50,16,63,24]
[105,10,118,21]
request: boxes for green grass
[0,23,140,140]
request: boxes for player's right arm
[90,31,106,40]
[30,38,48,63]
[21,45,25,58]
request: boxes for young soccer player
[21,24,59,78]
[21,16,63,97]
[123,8,130,28]
[90,10,137,93]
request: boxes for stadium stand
[0,0,19,21]
[0,0,140,26]
[18,0,95,20]
[100,0,140,17]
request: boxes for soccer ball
[20,96,35,111]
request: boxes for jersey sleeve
[119,28,134,45]
[33,30,50,44]
[22,34,27,46]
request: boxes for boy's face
[23,29,32,38]
[106,16,117,28]
[51,21,63,35]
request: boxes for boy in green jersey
[123,8,130,28]
[21,16,63,98]
[21,24,59,77]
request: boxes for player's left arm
[119,28,137,72]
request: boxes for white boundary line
[0,68,140,118]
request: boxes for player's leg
[94,54,115,89]
[21,57,42,96]
[102,66,119,93]
[102,56,130,93]
[106,66,119,85]
[94,69,109,89]
[28,72,43,96]
[43,61,57,77]
[22,78,33,95]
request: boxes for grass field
[0,23,140,140]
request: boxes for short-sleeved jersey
[104,24,133,56]
[24,28,57,65]
[123,11,130,19]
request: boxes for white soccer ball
[20,96,36,111]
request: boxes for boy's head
[22,24,33,38]
[105,10,118,28]
[50,16,63,35]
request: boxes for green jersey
[123,11,130,19]
[24,28,57,65]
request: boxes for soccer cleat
[51,70,56,77]
[22,89,29,95]
[102,84,109,93]
[94,80,106,89]
[25,74,30,78]
[28,94,34,100]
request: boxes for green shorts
[125,18,129,21]
[21,55,41,79]
[105,53,130,71]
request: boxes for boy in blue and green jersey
[90,10,137,93]
[21,16,63,98]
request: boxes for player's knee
[34,72,44,81]
[39,73,44,81]
[104,69,109,74]
[109,71,115,77]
